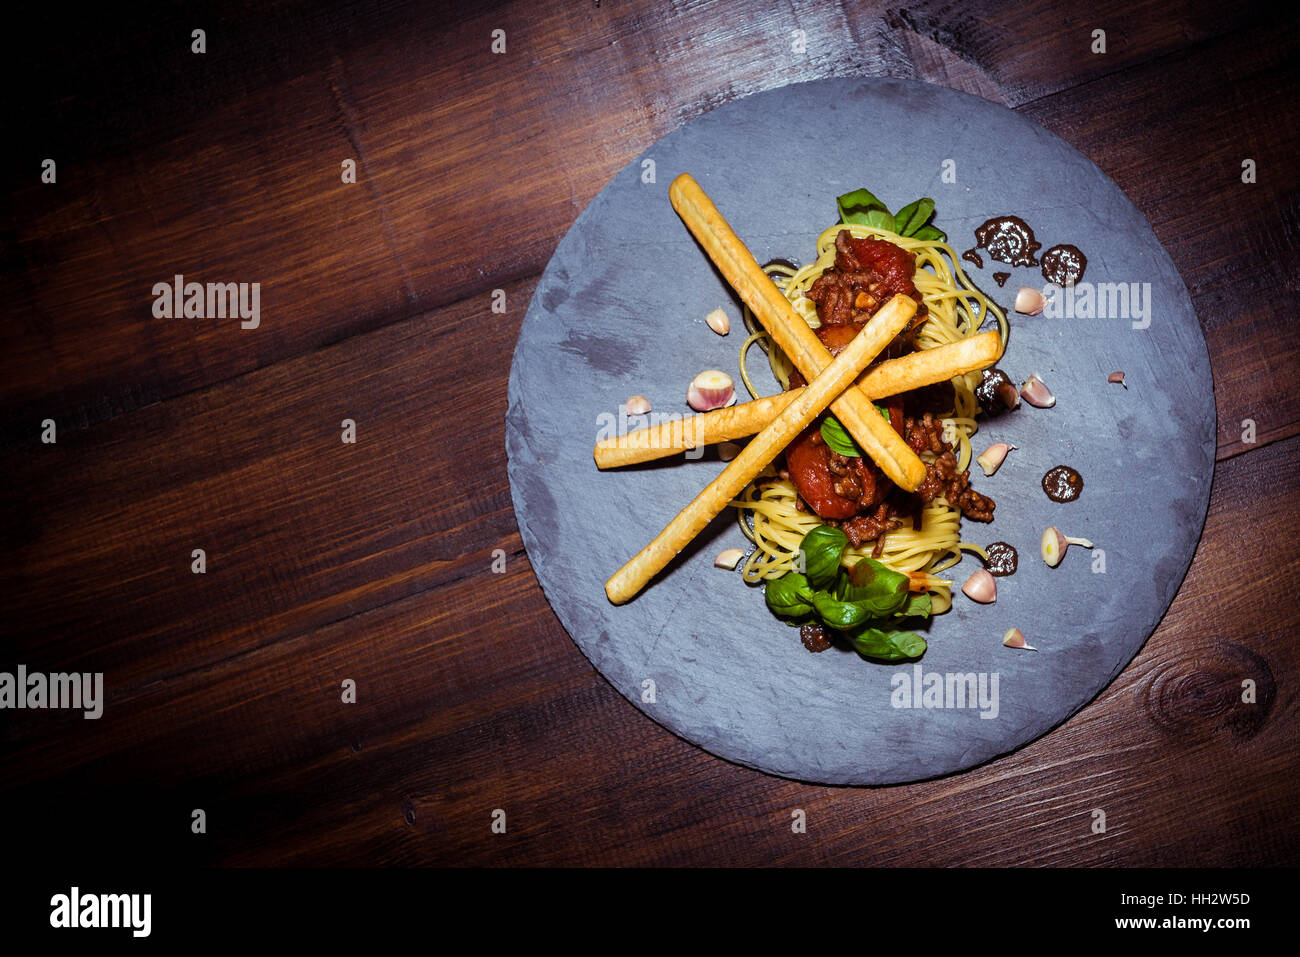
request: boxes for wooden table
[3,0,1296,867]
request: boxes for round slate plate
[505,77,1214,785]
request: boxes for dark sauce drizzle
[983,541,1018,576]
[973,216,1041,267]
[974,367,1018,414]
[1042,465,1084,502]
[1040,245,1087,286]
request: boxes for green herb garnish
[763,571,815,619]
[799,525,848,590]
[836,187,947,242]
[819,416,862,457]
[819,409,891,458]
[835,188,896,231]
[765,526,930,662]
[846,626,928,661]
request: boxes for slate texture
[506,77,1215,785]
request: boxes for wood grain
[2,0,1297,867]
[3,436,1295,866]
[2,0,1286,448]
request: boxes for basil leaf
[841,558,910,616]
[811,588,909,630]
[864,208,896,231]
[847,626,927,661]
[836,188,891,226]
[847,556,908,593]
[835,584,909,619]
[874,403,892,422]
[820,416,862,457]
[894,198,934,237]
[809,590,873,631]
[765,572,814,619]
[839,188,945,239]
[799,525,848,590]
[894,592,932,619]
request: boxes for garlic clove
[1014,286,1045,315]
[714,548,745,569]
[961,569,997,603]
[1108,371,1127,389]
[705,307,730,336]
[626,394,651,416]
[687,370,735,411]
[1041,526,1065,567]
[1041,526,1094,566]
[718,441,741,461]
[1020,373,1056,408]
[1002,628,1037,650]
[976,442,1017,476]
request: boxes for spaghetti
[731,223,1008,614]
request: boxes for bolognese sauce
[781,230,995,550]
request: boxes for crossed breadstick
[602,174,1002,604]
[594,332,1001,467]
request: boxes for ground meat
[958,488,995,522]
[805,231,923,330]
[785,421,887,518]
[789,233,929,389]
[786,411,996,537]
[806,272,857,327]
[905,414,996,521]
[827,450,862,498]
[904,411,947,455]
[833,230,918,299]
[778,235,996,540]
[915,449,996,521]
[842,502,903,547]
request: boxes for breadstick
[669,173,926,491]
[605,295,915,604]
[594,331,1001,468]
[595,391,793,468]
[859,329,1002,401]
